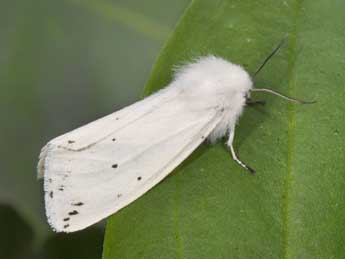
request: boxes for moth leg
[245,98,266,106]
[227,127,256,174]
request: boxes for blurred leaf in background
[0,205,34,259]
[0,0,189,258]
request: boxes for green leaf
[103,0,345,258]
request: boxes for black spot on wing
[112,138,116,142]
[117,193,122,198]
[137,176,142,181]
[68,210,78,216]
[49,191,53,198]
[58,186,64,191]
[68,140,75,144]
[63,217,70,221]
[71,202,84,206]
[64,224,70,229]
[112,164,118,169]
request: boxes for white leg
[227,127,255,174]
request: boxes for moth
[38,40,313,232]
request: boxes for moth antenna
[253,36,287,77]
[251,88,316,104]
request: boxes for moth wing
[37,88,180,179]
[38,87,183,179]
[39,87,223,232]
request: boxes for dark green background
[0,0,188,258]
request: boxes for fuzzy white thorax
[171,55,253,142]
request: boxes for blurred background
[0,0,189,258]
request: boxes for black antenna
[251,35,316,104]
[253,36,287,77]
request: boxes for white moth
[38,45,313,232]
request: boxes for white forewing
[40,87,181,154]
[40,87,223,232]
